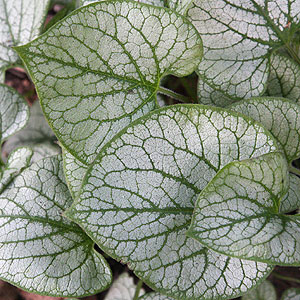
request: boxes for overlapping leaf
[280,173,300,213]
[241,280,276,300]
[2,100,59,163]
[282,288,300,300]
[66,105,278,300]
[266,52,300,102]
[167,0,193,15]
[62,148,88,199]
[187,0,300,99]
[229,97,300,163]
[0,0,50,72]
[188,152,300,265]
[0,147,32,193]
[104,273,145,300]
[139,293,175,300]
[0,155,112,297]
[16,0,202,164]
[197,77,236,107]
[0,84,28,143]
[80,0,165,6]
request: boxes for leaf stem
[289,166,300,177]
[272,272,300,284]
[157,86,192,104]
[133,279,143,300]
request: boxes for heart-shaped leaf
[0,84,28,143]
[0,155,112,297]
[16,0,203,164]
[66,105,278,300]
[229,97,300,163]
[282,288,300,300]
[241,280,276,300]
[0,0,50,72]
[266,52,300,102]
[187,0,300,99]
[104,273,145,300]
[188,152,300,265]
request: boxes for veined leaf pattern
[66,105,278,300]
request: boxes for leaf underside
[66,105,278,300]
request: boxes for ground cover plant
[0,0,300,299]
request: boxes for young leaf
[188,152,300,266]
[241,280,276,300]
[65,105,278,300]
[0,155,112,297]
[266,53,300,102]
[280,173,300,213]
[281,288,300,300]
[187,0,300,99]
[0,0,51,71]
[139,293,175,300]
[16,0,203,164]
[62,148,88,200]
[0,84,29,142]
[229,97,300,163]
[104,273,145,300]
[0,147,33,193]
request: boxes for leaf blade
[0,155,112,297]
[16,0,203,164]
[188,152,300,265]
[66,105,278,300]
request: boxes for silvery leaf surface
[187,0,300,99]
[229,97,300,163]
[188,152,300,265]
[16,0,202,164]
[280,173,300,213]
[167,0,194,15]
[281,288,300,300]
[139,293,175,300]
[0,0,50,71]
[197,77,237,107]
[65,105,278,300]
[1,100,59,163]
[62,147,88,200]
[104,272,145,300]
[80,0,165,6]
[0,147,32,193]
[0,155,112,297]
[241,280,276,300]
[0,84,29,142]
[266,52,300,102]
